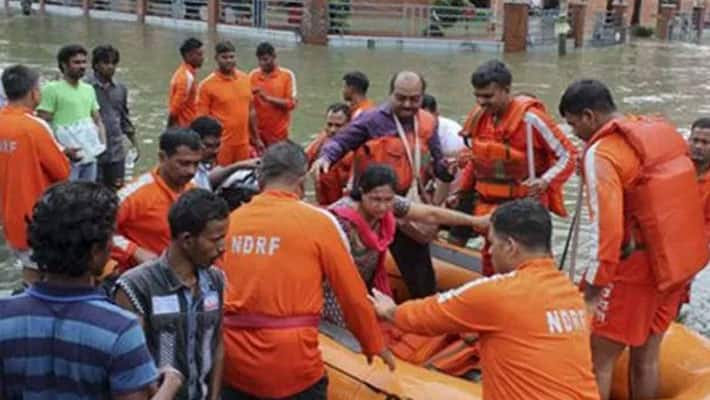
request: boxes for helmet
[216,167,260,211]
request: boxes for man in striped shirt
[0,181,182,399]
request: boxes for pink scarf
[330,205,396,296]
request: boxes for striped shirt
[0,282,158,399]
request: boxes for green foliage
[632,25,654,37]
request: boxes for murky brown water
[1,12,709,334]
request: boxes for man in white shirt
[422,94,466,205]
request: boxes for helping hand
[366,348,397,371]
[367,288,397,321]
[522,178,549,197]
[310,157,331,179]
[64,147,83,162]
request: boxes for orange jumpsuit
[460,97,577,276]
[582,121,691,346]
[249,66,297,147]
[220,190,385,398]
[168,62,198,128]
[393,258,599,400]
[196,69,252,166]
[351,98,375,119]
[112,169,192,270]
[305,132,352,205]
[699,169,710,240]
[0,104,70,251]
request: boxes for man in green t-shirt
[37,44,106,182]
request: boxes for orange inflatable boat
[319,241,710,400]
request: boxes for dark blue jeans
[222,375,328,400]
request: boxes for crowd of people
[0,35,708,400]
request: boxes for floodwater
[0,12,709,335]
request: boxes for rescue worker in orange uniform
[112,128,201,271]
[220,141,394,399]
[197,41,263,166]
[342,71,375,119]
[314,70,455,299]
[0,65,70,284]
[558,79,709,400]
[455,60,577,276]
[690,117,710,239]
[249,42,297,147]
[370,199,600,400]
[167,37,204,128]
[305,102,352,205]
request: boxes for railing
[220,0,253,25]
[328,1,497,40]
[146,0,173,17]
[264,0,304,30]
[219,0,305,30]
[527,8,559,46]
[91,0,136,14]
[590,11,626,47]
[45,0,81,7]
[668,11,702,42]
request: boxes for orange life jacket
[587,116,710,291]
[352,110,436,195]
[305,133,352,205]
[462,96,567,216]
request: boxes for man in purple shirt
[312,70,453,298]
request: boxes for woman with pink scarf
[322,164,488,327]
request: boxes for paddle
[559,181,584,281]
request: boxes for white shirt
[192,163,212,191]
[437,116,465,158]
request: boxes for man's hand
[158,366,184,388]
[251,137,266,155]
[584,284,603,316]
[471,214,490,231]
[368,288,397,321]
[64,147,83,162]
[522,178,549,197]
[310,157,331,179]
[134,247,158,265]
[252,87,265,99]
[149,366,184,399]
[366,348,396,371]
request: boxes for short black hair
[558,79,617,117]
[28,182,119,277]
[190,116,223,140]
[491,199,551,253]
[1,64,39,101]
[470,60,512,89]
[159,128,202,157]
[91,45,120,68]
[389,71,427,94]
[215,40,236,55]
[691,117,710,131]
[57,44,87,72]
[256,41,275,57]
[180,37,203,58]
[169,188,229,238]
[350,164,398,201]
[259,140,307,185]
[326,102,351,120]
[422,94,437,113]
[343,71,369,95]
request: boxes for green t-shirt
[37,79,99,129]
[37,79,104,162]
